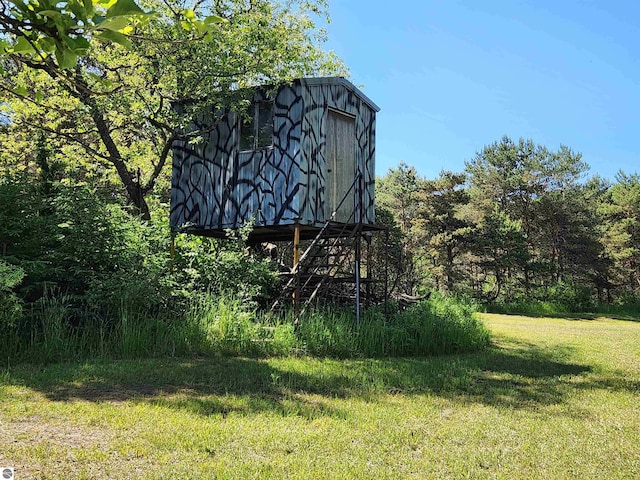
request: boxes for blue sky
[322,0,639,180]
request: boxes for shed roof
[300,77,380,113]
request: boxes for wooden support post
[293,225,301,267]
[293,224,301,324]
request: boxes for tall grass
[184,294,296,356]
[0,292,489,365]
[297,293,490,358]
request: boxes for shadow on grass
[486,311,640,322]
[565,312,640,322]
[2,338,637,418]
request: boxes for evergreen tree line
[377,136,640,312]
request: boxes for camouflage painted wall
[170,78,378,233]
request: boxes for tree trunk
[446,244,454,292]
[85,99,151,220]
[70,71,152,220]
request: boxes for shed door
[325,109,356,223]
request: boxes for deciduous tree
[1,0,344,218]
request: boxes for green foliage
[0,259,23,291]
[0,259,24,327]
[297,309,359,357]
[599,172,640,297]
[377,136,639,310]
[470,207,530,302]
[0,259,489,364]
[375,163,428,294]
[369,206,408,299]
[1,0,346,218]
[417,171,472,293]
[394,294,490,355]
[297,294,490,358]
[464,136,593,301]
[174,234,278,305]
[489,281,597,317]
[1,0,150,70]
[593,299,640,318]
[0,173,285,363]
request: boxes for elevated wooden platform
[178,222,387,244]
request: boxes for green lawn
[2,313,640,479]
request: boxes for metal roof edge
[299,77,380,112]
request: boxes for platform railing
[270,171,364,313]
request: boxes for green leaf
[92,14,106,25]
[69,2,87,19]
[61,34,76,49]
[38,9,63,19]
[11,36,35,54]
[105,0,145,18]
[55,47,79,69]
[13,85,28,96]
[95,29,131,48]
[62,35,91,54]
[181,9,195,20]
[96,15,131,31]
[83,0,95,16]
[74,36,91,53]
[10,1,30,14]
[204,15,226,25]
[38,37,56,53]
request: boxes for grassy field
[1,313,639,479]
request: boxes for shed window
[240,100,273,151]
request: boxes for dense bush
[0,176,280,363]
[1,289,489,365]
[0,260,23,324]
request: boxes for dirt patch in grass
[1,416,115,479]
[4,416,111,448]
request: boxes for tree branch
[19,118,111,162]
[142,134,176,194]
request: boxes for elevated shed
[170,77,380,241]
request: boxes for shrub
[181,293,296,357]
[0,260,24,326]
[0,174,283,364]
[544,282,596,312]
[0,176,490,364]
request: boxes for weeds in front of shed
[0,290,489,365]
